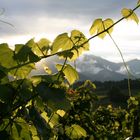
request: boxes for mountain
[126,59,140,75]
[31,54,140,82]
[79,69,127,81]
[76,55,140,81]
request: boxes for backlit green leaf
[10,63,35,79]
[58,51,74,60]
[65,124,87,139]
[11,118,32,140]
[27,38,51,57]
[71,30,89,50]
[25,38,36,49]
[90,19,102,35]
[56,64,79,85]
[57,30,89,61]
[68,47,84,61]
[89,18,105,38]
[0,43,16,68]
[10,43,39,78]
[29,125,40,140]
[36,38,51,56]
[43,113,59,128]
[56,109,66,117]
[138,0,140,5]
[44,66,52,74]
[66,30,90,61]
[121,8,139,24]
[89,18,114,39]
[52,33,73,54]
[14,44,40,63]
[103,18,114,34]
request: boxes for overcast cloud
[0,0,140,62]
[0,0,137,35]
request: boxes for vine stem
[48,112,54,124]
[57,57,68,81]
[2,112,19,131]
[108,33,132,97]
[36,43,46,57]
[0,19,14,27]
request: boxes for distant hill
[77,55,140,81]
[31,54,140,81]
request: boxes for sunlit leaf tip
[137,0,140,6]
[52,33,73,54]
[56,64,79,85]
[89,18,114,39]
[65,124,87,139]
[89,18,102,36]
[121,8,139,24]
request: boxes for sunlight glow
[0,19,140,62]
[88,20,140,62]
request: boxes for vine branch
[108,33,132,97]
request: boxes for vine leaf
[70,30,89,60]
[25,38,51,57]
[71,30,89,50]
[121,8,139,24]
[89,18,114,39]
[137,0,140,6]
[10,63,36,79]
[0,43,16,68]
[14,44,31,62]
[29,106,51,139]
[56,64,79,85]
[11,118,32,140]
[52,33,73,54]
[14,43,40,63]
[58,30,89,61]
[90,19,102,36]
[65,124,87,139]
[0,44,35,79]
[36,38,51,56]
[44,66,52,74]
[36,82,70,111]
[103,18,114,34]
[56,109,66,117]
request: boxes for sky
[0,0,140,62]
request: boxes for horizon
[81,53,140,63]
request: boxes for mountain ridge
[31,54,140,81]
[77,54,140,81]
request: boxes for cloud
[0,0,137,33]
[1,0,136,19]
[0,0,137,37]
[0,0,139,62]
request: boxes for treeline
[74,79,140,106]
[74,79,140,91]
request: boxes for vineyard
[0,1,140,139]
